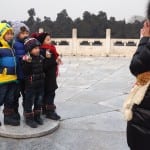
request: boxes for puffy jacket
[41,48,58,91]
[130,37,150,76]
[130,37,150,109]
[22,55,45,89]
[13,38,26,79]
[0,37,17,84]
[127,37,150,149]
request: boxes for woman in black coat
[127,20,150,150]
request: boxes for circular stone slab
[0,99,60,139]
[0,117,60,139]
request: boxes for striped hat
[24,38,41,52]
[0,23,13,38]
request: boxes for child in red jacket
[32,33,62,120]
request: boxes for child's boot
[34,110,43,125]
[3,108,20,126]
[25,112,38,128]
[45,105,61,120]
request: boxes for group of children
[0,22,62,128]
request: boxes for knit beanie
[31,32,50,44]
[12,21,30,37]
[0,23,13,38]
[24,38,41,52]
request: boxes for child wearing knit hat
[22,38,45,128]
[11,21,30,122]
[32,32,62,120]
[0,23,20,126]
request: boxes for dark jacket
[22,55,45,89]
[130,37,150,109]
[41,48,58,91]
[127,37,150,150]
[13,38,26,80]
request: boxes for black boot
[45,105,61,120]
[34,110,43,125]
[14,108,21,121]
[46,110,61,120]
[3,108,20,126]
[25,112,38,128]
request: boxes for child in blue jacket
[12,22,30,120]
[0,23,20,126]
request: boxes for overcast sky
[0,0,149,21]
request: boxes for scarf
[40,44,59,59]
[123,72,150,121]
[40,44,59,76]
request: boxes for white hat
[12,21,30,37]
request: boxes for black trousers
[44,90,56,105]
[24,86,44,113]
[0,82,16,109]
[14,79,25,110]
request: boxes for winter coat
[13,38,26,80]
[40,45,59,91]
[22,55,45,89]
[127,37,150,150]
[0,37,17,84]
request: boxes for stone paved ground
[0,57,134,150]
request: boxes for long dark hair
[147,1,150,20]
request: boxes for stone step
[0,116,60,139]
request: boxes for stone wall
[43,28,140,57]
